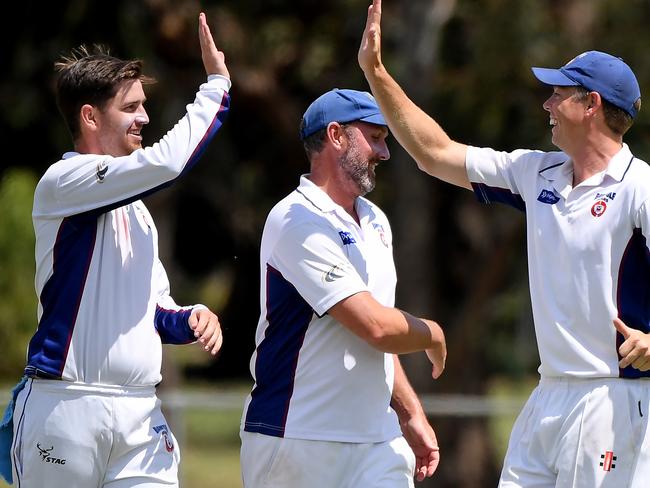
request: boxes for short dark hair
[573,86,639,136]
[300,119,328,159]
[55,45,155,141]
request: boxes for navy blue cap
[531,51,641,118]
[300,88,387,140]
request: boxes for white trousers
[499,377,650,488]
[12,379,180,487]
[240,431,415,488]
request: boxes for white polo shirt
[27,75,231,386]
[242,175,402,443]
[466,143,650,379]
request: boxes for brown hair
[573,86,639,136]
[55,45,155,141]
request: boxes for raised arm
[358,0,470,189]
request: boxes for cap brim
[531,67,580,87]
[358,113,387,127]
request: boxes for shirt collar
[539,144,634,188]
[295,174,370,223]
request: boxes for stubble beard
[339,145,377,196]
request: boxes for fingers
[414,449,440,481]
[613,317,631,339]
[198,12,230,78]
[190,309,224,356]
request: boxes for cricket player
[358,1,650,486]
[240,88,447,487]
[0,13,229,488]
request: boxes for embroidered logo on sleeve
[537,189,560,204]
[338,231,356,245]
[96,161,109,183]
[324,263,346,283]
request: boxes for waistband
[28,378,157,397]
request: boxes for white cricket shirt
[242,175,402,442]
[27,75,231,386]
[466,143,650,378]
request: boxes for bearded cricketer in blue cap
[239,88,447,487]
[359,0,650,486]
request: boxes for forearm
[364,64,470,189]
[391,355,426,421]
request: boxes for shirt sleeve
[269,221,369,317]
[465,146,534,211]
[152,257,197,345]
[34,75,231,219]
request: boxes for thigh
[104,395,179,487]
[12,380,109,488]
[498,386,556,488]
[568,382,644,488]
[240,432,344,488]
[347,436,415,488]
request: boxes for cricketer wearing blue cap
[240,88,447,487]
[359,0,650,486]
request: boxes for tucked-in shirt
[466,143,650,379]
[242,175,402,442]
[27,75,231,386]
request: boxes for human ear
[79,104,99,132]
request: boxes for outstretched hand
[358,0,383,75]
[189,308,224,356]
[198,12,230,79]
[614,317,650,371]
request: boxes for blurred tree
[0,169,38,379]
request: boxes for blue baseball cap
[299,88,387,140]
[531,50,641,118]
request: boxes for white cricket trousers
[11,378,180,487]
[240,431,416,488]
[499,377,650,488]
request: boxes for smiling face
[338,121,390,196]
[542,86,588,152]
[94,79,149,157]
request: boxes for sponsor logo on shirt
[372,223,388,247]
[536,189,560,204]
[324,263,346,283]
[96,161,109,183]
[153,424,175,453]
[591,200,607,217]
[338,231,356,245]
[36,443,66,465]
[591,192,615,218]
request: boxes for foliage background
[2,0,650,486]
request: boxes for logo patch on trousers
[36,443,66,465]
[600,451,617,471]
[153,424,175,453]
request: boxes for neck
[567,134,623,186]
[307,172,359,223]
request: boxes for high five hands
[358,0,383,76]
[198,12,230,79]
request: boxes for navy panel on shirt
[26,214,98,378]
[616,228,650,379]
[244,265,314,437]
[472,182,526,212]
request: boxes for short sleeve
[269,222,368,316]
